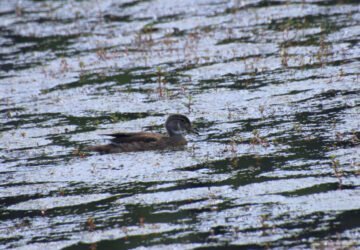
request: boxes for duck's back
[107,132,164,144]
[88,132,187,154]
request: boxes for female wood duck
[87,114,197,154]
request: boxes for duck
[87,114,197,154]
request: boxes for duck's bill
[188,128,199,135]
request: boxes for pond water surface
[1,0,360,249]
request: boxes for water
[1,0,360,249]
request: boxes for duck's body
[88,114,196,154]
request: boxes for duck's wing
[102,132,164,144]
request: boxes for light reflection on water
[1,0,360,249]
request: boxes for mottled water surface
[1,0,360,249]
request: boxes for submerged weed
[330,155,342,190]
[87,217,95,231]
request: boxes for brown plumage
[87,114,197,154]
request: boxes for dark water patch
[278,182,340,197]
[0,61,43,73]
[0,209,42,221]
[0,33,79,72]
[103,14,131,23]
[1,112,152,134]
[0,106,25,114]
[2,151,74,166]
[317,0,360,6]
[9,34,77,54]
[117,0,146,9]
[275,210,359,248]
[42,70,141,94]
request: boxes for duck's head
[165,114,198,136]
